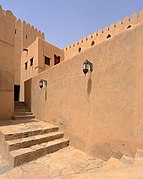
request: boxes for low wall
[26,23,143,158]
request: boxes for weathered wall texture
[25,23,143,157]
[64,10,143,60]
[20,37,64,100]
[0,7,15,120]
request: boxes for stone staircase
[13,101,35,120]
[0,102,69,167]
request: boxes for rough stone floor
[0,155,11,175]
[0,146,143,179]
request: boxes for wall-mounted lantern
[83,59,93,75]
[39,79,47,88]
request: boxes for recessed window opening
[91,41,95,46]
[15,29,16,34]
[107,34,111,39]
[45,56,50,66]
[54,55,60,65]
[78,47,81,53]
[25,62,27,70]
[127,25,132,29]
[30,58,33,66]
[26,34,27,39]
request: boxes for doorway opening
[14,85,20,101]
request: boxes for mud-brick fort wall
[0,6,15,120]
[20,37,64,102]
[14,17,45,85]
[64,9,143,60]
[26,11,143,157]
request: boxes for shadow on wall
[87,78,92,95]
[45,87,47,101]
[87,78,92,103]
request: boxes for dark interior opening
[91,41,95,46]
[107,34,111,39]
[78,47,81,53]
[14,85,20,101]
[54,55,60,65]
[45,56,51,66]
[127,25,132,29]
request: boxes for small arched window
[78,47,81,53]
[127,25,132,29]
[91,41,95,46]
[107,34,111,39]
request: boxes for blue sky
[0,0,143,48]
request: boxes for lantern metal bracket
[83,59,93,75]
[39,79,47,88]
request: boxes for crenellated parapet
[4,6,45,85]
[17,19,44,39]
[0,5,13,17]
[15,17,45,50]
[0,5,45,49]
[64,9,143,60]
[0,5,15,46]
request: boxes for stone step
[15,108,30,112]
[14,105,29,109]
[14,103,26,107]
[14,102,25,106]
[9,138,69,167]
[120,155,134,165]
[4,125,59,141]
[14,101,25,104]
[12,115,35,120]
[6,131,64,152]
[14,112,33,115]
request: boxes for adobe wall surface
[0,6,15,120]
[26,22,143,157]
[37,37,64,73]
[21,38,39,82]
[20,38,38,101]
[24,79,31,110]
[20,37,64,100]
[14,19,22,86]
[64,9,143,60]
[14,16,45,85]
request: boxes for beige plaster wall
[0,7,15,120]
[24,79,31,110]
[20,38,38,100]
[20,37,64,100]
[21,37,64,83]
[14,19,22,86]
[21,38,39,82]
[37,37,64,73]
[26,23,143,157]
[14,17,45,86]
